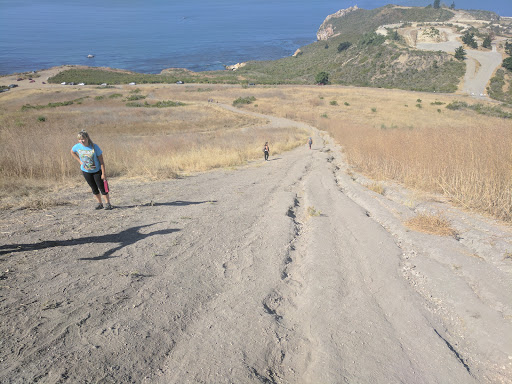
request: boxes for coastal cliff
[317,5,359,40]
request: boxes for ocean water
[0,0,510,76]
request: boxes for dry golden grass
[0,85,309,208]
[367,182,385,195]
[1,83,511,223]
[234,85,511,222]
[404,212,457,237]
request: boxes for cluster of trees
[432,0,455,9]
[452,28,512,74]
[462,31,478,48]
[461,28,493,50]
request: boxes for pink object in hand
[104,180,109,193]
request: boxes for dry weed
[367,182,385,195]
[307,206,321,217]
[405,212,457,237]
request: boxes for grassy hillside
[488,69,512,104]
[235,37,463,92]
[49,5,468,92]
[317,5,455,43]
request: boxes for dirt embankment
[1,106,511,383]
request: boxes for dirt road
[1,107,511,383]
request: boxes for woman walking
[263,142,270,161]
[71,130,112,210]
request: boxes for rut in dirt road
[156,133,477,384]
[1,108,510,383]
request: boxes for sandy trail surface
[1,107,511,383]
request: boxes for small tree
[503,57,512,71]
[482,35,492,49]
[505,41,512,56]
[337,42,352,52]
[450,1,455,9]
[433,0,441,9]
[455,46,466,60]
[315,72,329,85]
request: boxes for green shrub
[315,72,329,85]
[360,32,386,46]
[21,98,85,111]
[337,42,352,52]
[125,94,146,101]
[126,100,185,108]
[126,102,143,107]
[37,116,46,122]
[153,100,185,108]
[446,101,468,110]
[503,57,512,71]
[330,100,338,105]
[446,100,512,118]
[232,96,256,106]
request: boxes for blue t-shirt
[71,143,103,173]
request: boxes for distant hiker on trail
[263,142,270,161]
[308,137,313,149]
[71,130,112,210]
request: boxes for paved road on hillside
[416,28,503,98]
[1,108,510,383]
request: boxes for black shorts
[82,170,107,195]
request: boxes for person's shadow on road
[114,200,217,209]
[0,223,179,261]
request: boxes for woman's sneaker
[95,203,104,210]
[104,203,112,210]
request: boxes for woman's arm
[70,150,82,165]
[97,154,106,180]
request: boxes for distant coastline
[1,2,510,78]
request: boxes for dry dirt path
[1,107,511,383]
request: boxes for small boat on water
[87,54,95,58]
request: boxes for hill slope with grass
[46,4,512,97]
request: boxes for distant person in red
[263,142,270,161]
[308,137,313,149]
[71,130,112,210]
